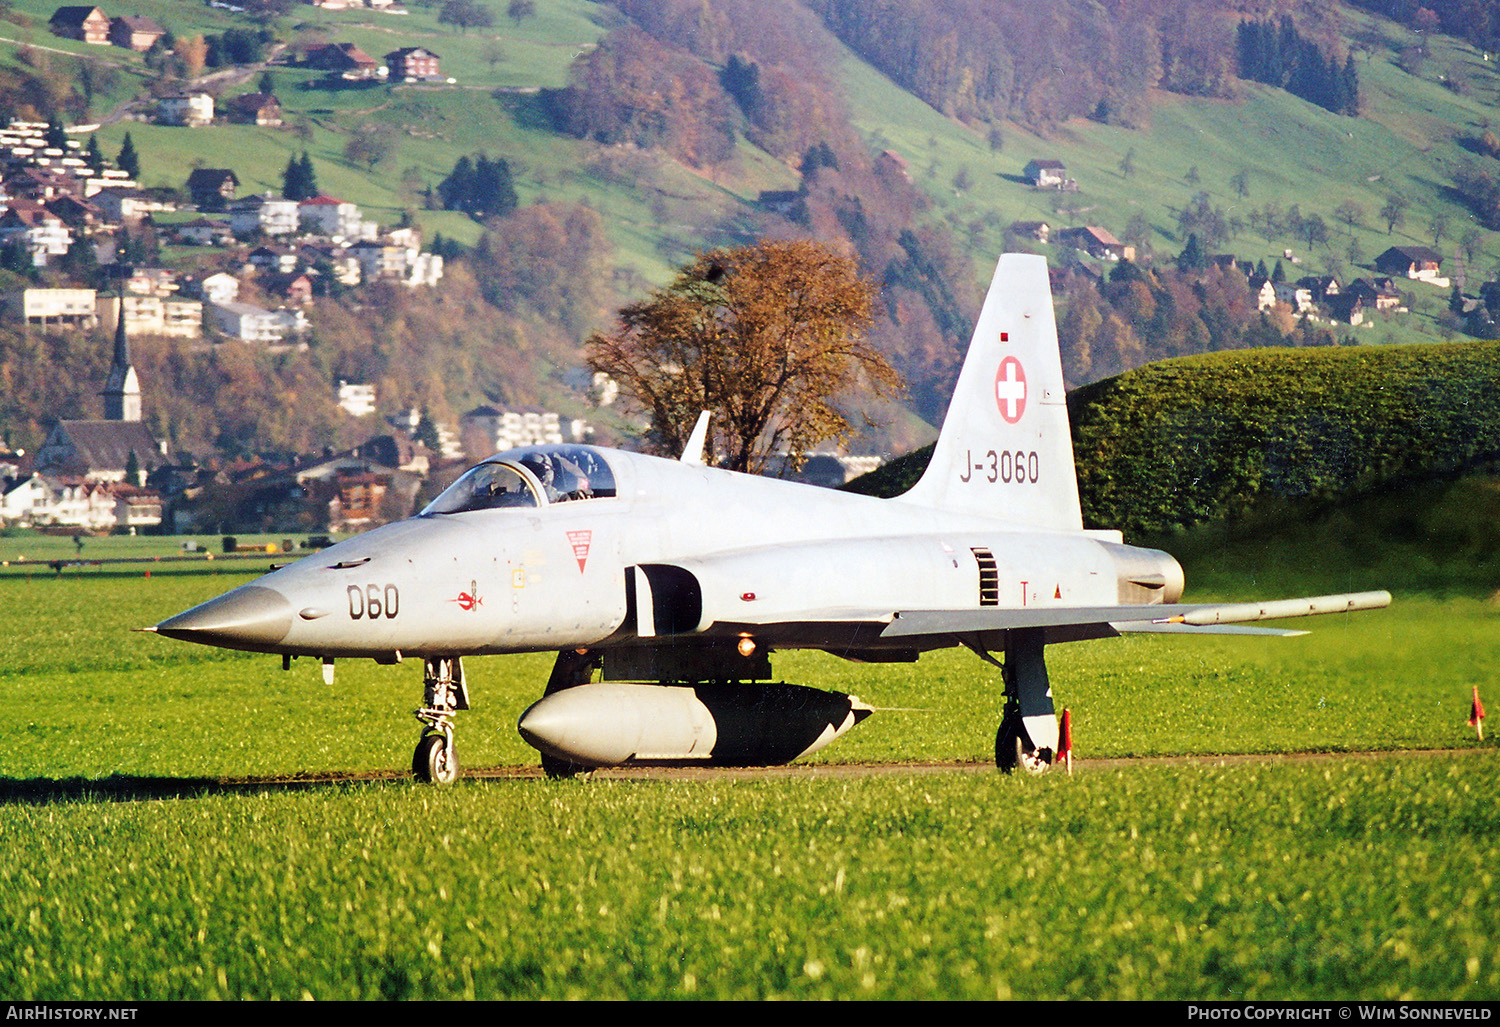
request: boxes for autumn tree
[176,35,208,79]
[585,240,903,474]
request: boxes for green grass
[0,503,1497,999]
[1,761,1495,999]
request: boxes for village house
[0,202,72,265]
[247,245,298,274]
[89,185,172,224]
[1247,275,1277,311]
[298,195,366,240]
[300,242,362,285]
[1274,279,1316,312]
[1,474,48,525]
[157,92,215,127]
[173,217,232,246]
[44,194,105,235]
[1346,277,1404,312]
[48,6,110,44]
[1295,274,1340,304]
[462,406,567,454]
[385,46,441,82]
[4,166,83,202]
[187,271,240,305]
[108,14,165,51]
[305,42,383,80]
[226,93,283,127]
[1023,158,1075,190]
[261,271,314,306]
[338,381,377,417]
[229,193,299,237]
[114,266,178,297]
[1375,245,1448,286]
[186,168,240,210]
[1057,225,1133,262]
[1009,221,1050,243]
[349,238,408,280]
[12,474,163,531]
[1326,293,1367,326]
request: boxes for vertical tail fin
[899,253,1083,531]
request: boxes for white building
[6,288,98,326]
[14,475,162,531]
[229,194,300,238]
[0,206,72,265]
[89,186,174,223]
[1,474,48,525]
[207,301,286,342]
[337,381,377,416]
[298,195,364,240]
[193,272,240,305]
[462,406,571,452]
[405,251,443,288]
[157,92,214,127]
[97,293,203,339]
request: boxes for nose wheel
[413,730,458,784]
[413,656,468,784]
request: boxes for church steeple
[102,300,141,422]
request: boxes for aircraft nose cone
[154,584,295,650]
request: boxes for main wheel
[413,732,459,784]
[995,716,1050,775]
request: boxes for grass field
[2,758,1496,1000]
[0,499,1496,999]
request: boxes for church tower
[101,303,141,422]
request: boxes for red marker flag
[1469,686,1486,741]
[1059,707,1073,775]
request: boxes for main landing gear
[413,656,468,784]
[993,628,1057,775]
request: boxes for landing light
[737,635,757,657]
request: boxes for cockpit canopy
[421,445,617,515]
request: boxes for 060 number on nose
[348,584,399,619]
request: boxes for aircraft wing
[880,590,1392,646]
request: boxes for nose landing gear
[413,656,468,784]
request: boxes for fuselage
[154,444,1184,661]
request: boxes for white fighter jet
[150,254,1389,781]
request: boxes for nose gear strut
[413,656,468,784]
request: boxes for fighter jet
[149,254,1389,781]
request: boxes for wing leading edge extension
[881,590,1393,645]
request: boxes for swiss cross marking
[994,357,1027,423]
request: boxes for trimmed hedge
[846,341,1500,532]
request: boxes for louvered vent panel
[971,548,999,607]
